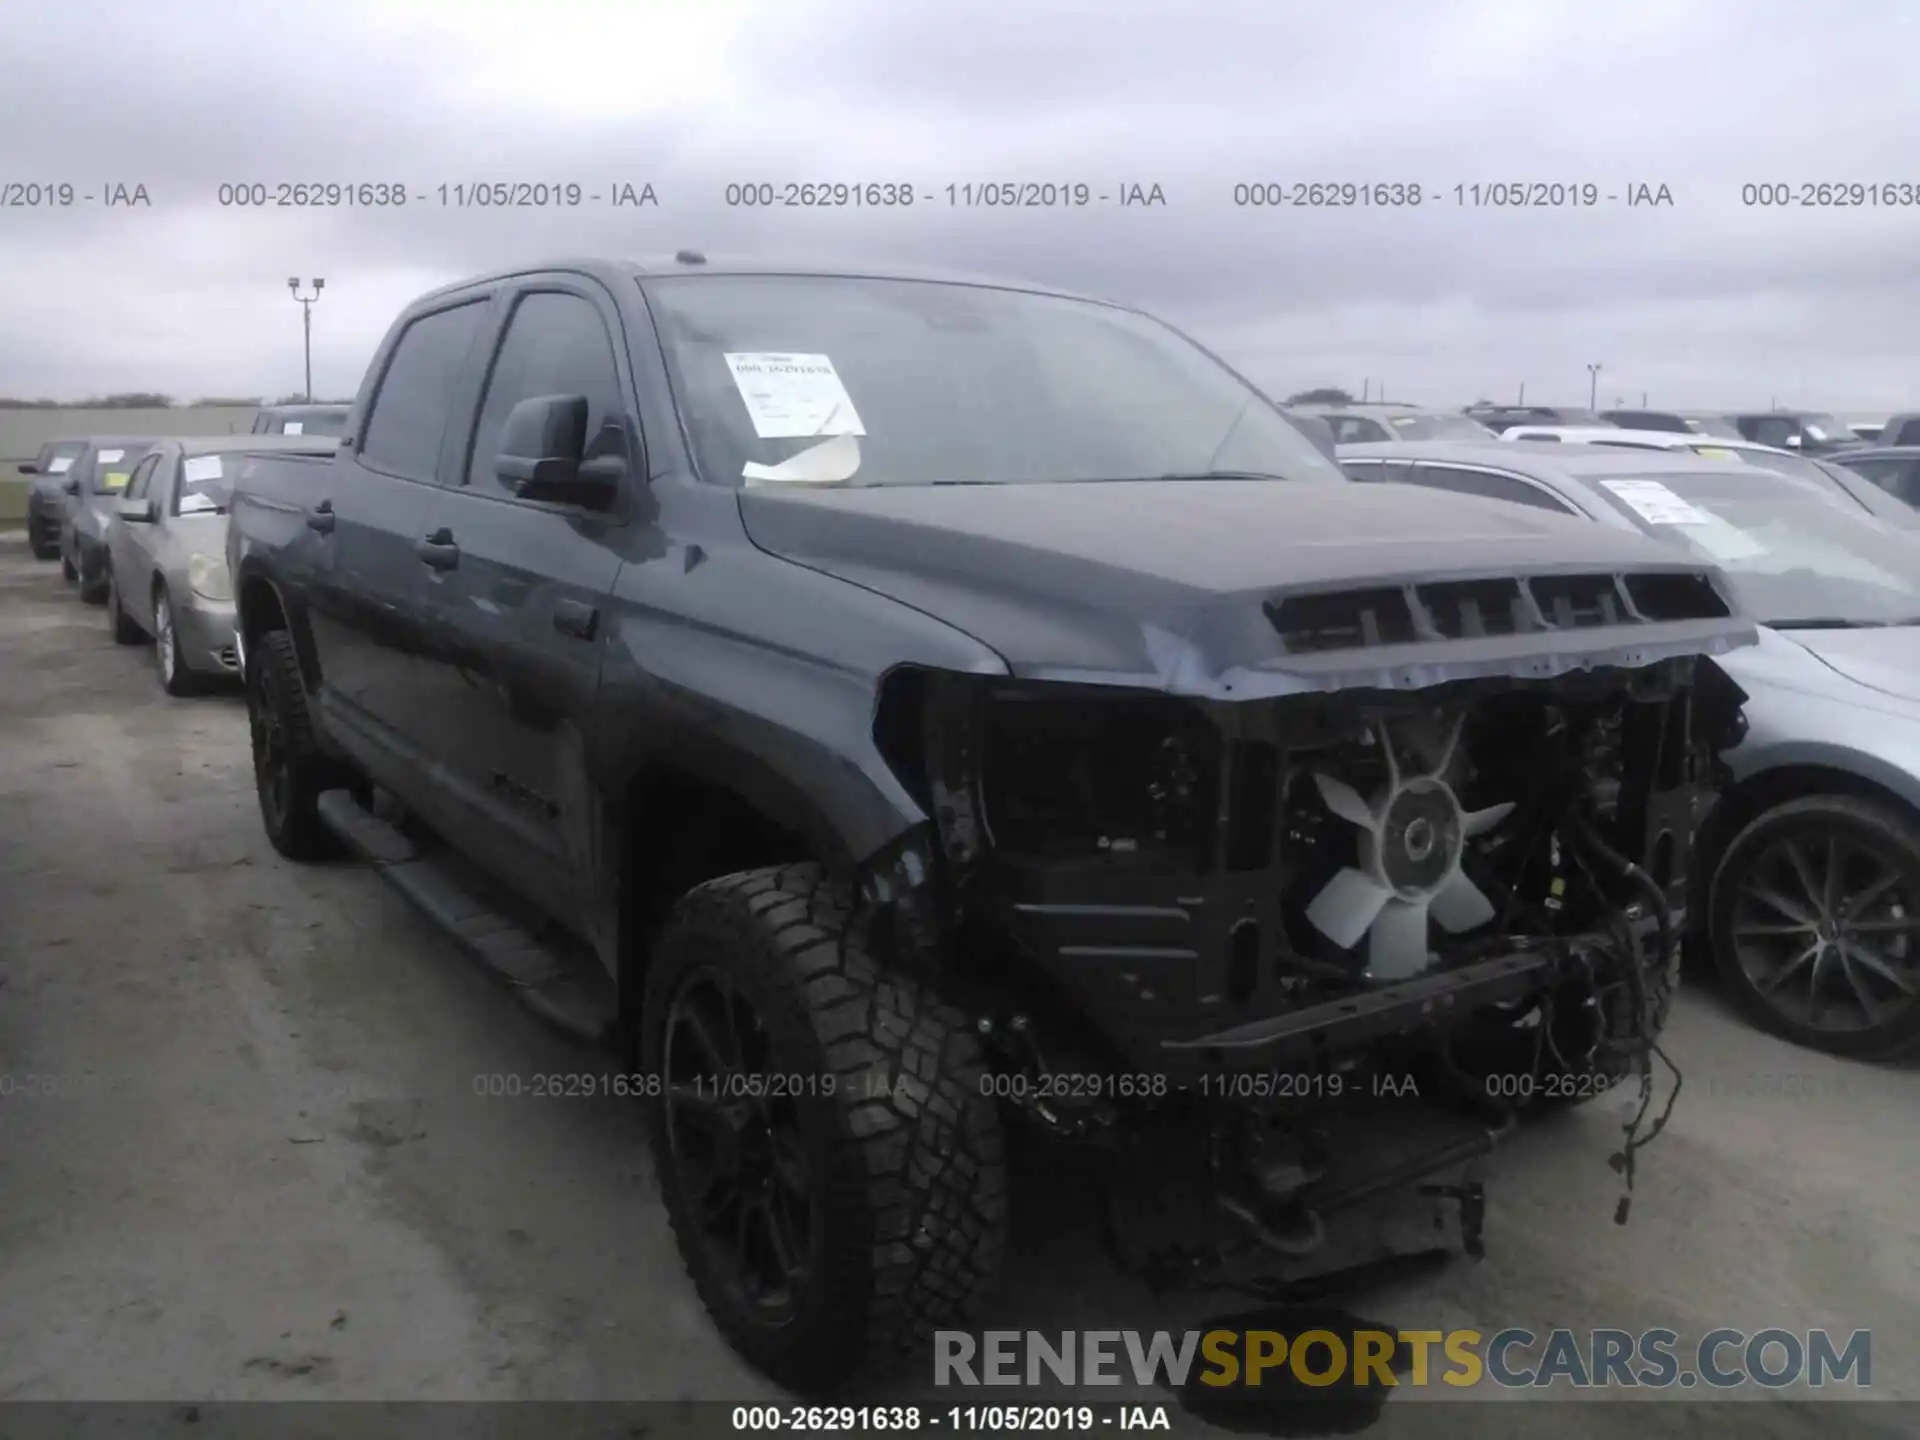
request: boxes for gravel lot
[0,532,1913,1437]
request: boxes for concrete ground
[0,532,1914,1438]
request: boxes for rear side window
[359,300,489,482]
[1406,464,1575,513]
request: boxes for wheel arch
[1698,757,1920,909]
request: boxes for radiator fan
[1302,711,1514,981]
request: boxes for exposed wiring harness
[1563,807,1685,1225]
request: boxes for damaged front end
[861,560,1753,1289]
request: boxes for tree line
[0,393,346,408]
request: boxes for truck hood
[737,479,1758,697]
[1786,624,1920,705]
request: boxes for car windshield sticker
[742,434,863,488]
[48,456,73,473]
[97,448,125,464]
[283,421,303,434]
[1600,478,1713,526]
[183,455,224,482]
[724,353,867,439]
[100,471,131,491]
[1692,446,1740,460]
[177,492,219,514]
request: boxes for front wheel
[642,863,1008,1395]
[153,587,204,696]
[1710,795,1920,1059]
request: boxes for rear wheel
[106,570,142,644]
[60,547,77,583]
[29,523,59,561]
[1710,795,1920,1059]
[246,628,341,860]
[642,864,1008,1394]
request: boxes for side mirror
[1784,434,1802,448]
[494,395,621,507]
[18,461,37,475]
[117,497,157,523]
[62,477,81,496]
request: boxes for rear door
[410,277,632,916]
[303,295,495,787]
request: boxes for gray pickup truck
[227,255,1755,1394]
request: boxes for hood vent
[1265,569,1731,654]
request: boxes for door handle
[305,500,335,533]
[553,599,599,640]
[414,528,459,570]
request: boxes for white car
[1492,425,1920,527]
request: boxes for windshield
[268,410,347,437]
[1385,413,1495,441]
[641,275,1346,488]
[172,452,257,515]
[1584,468,1920,626]
[1684,416,1744,439]
[37,442,84,475]
[85,443,154,493]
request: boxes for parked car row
[17,433,339,695]
[11,253,1911,1398]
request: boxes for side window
[1890,460,1920,504]
[1406,464,1575,513]
[1845,458,1897,486]
[123,454,161,500]
[1746,416,1796,447]
[465,290,626,496]
[359,299,489,482]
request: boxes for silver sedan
[100,436,339,695]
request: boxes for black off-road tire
[641,863,1009,1395]
[106,569,142,644]
[29,525,60,561]
[60,549,78,583]
[246,628,342,861]
[1709,795,1920,1060]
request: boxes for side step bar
[315,790,619,1048]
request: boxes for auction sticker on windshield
[1600,478,1713,526]
[100,472,130,491]
[724,353,867,439]
[183,456,224,483]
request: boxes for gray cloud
[2,0,1917,409]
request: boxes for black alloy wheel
[660,965,818,1324]
[1711,795,1920,1058]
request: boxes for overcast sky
[3,0,1916,411]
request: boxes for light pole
[288,278,324,402]
[1587,363,1602,410]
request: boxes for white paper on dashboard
[177,492,219,514]
[283,421,304,434]
[48,457,73,473]
[742,435,863,487]
[182,456,224,482]
[97,449,125,463]
[724,353,867,439]
[1600,478,1713,526]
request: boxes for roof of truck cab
[407,256,1104,307]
